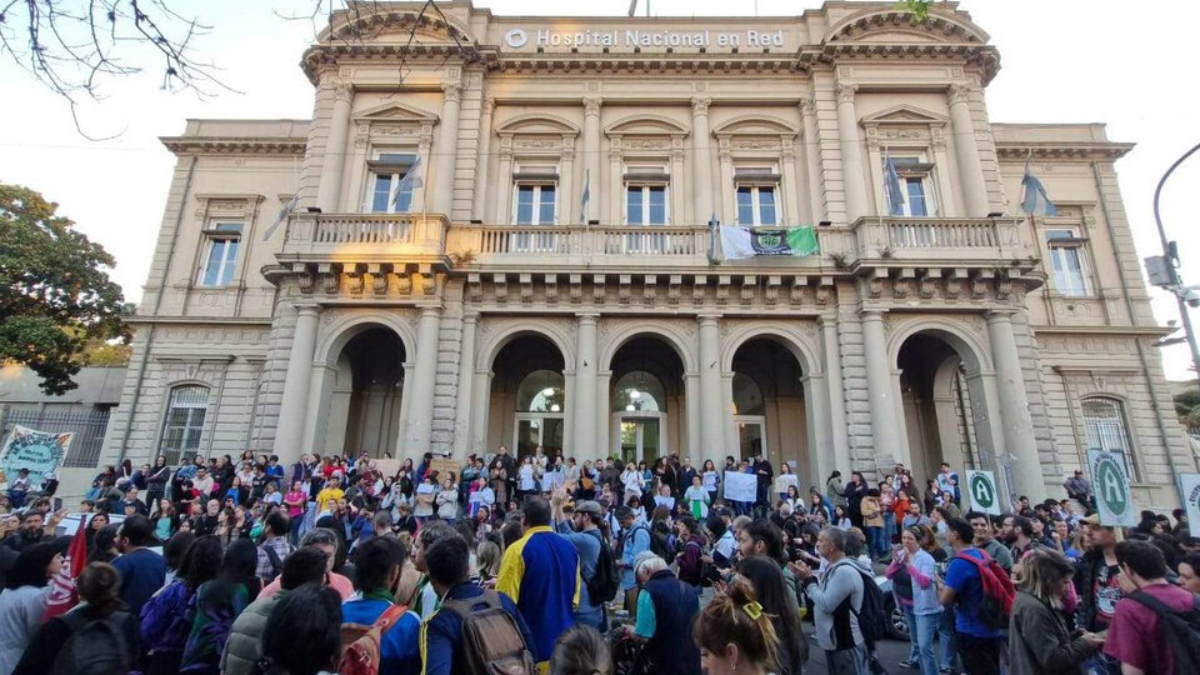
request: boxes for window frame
[1080,396,1139,481]
[1045,227,1093,297]
[512,182,559,226]
[887,155,939,218]
[159,385,210,464]
[624,184,670,226]
[365,151,419,214]
[733,166,781,227]
[196,222,243,288]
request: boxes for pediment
[861,104,948,127]
[354,102,439,124]
[712,115,797,137]
[496,113,579,136]
[322,9,476,46]
[826,9,989,45]
[605,114,689,137]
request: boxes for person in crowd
[409,520,456,618]
[256,585,343,675]
[625,552,702,675]
[146,455,171,505]
[693,577,780,675]
[258,528,354,600]
[702,459,720,504]
[194,498,221,536]
[153,498,180,540]
[420,533,537,675]
[617,505,652,598]
[903,499,930,530]
[112,514,168,615]
[4,508,64,552]
[844,471,868,529]
[141,534,223,675]
[1104,539,1197,675]
[255,511,294,583]
[793,526,870,675]
[833,504,852,530]
[1007,548,1103,675]
[88,523,121,564]
[1008,516,1045,577]
[549,624,611,675]
[1178,552,1200,593]
[0,541,62,673]
[283,480,308,545]
[1074,514,1124,675]
[497,496,581,666]
[551,492,606,630]
[939,517,1003,675]
[674,515,707,587]
[683,474,712,519]
[936,463,960,504]
[1063,470,1092,505]
[735,555,807,675]
[341,536,423,675]
[84,510,110,554]
[472,539,502,588]
[180,538,261,674]
[968,511,1013,574]
[437,474,461,521]
[314,477,344,518]
[886,526,941,675]
[861,488,885,558]
[162,530,195,586]
[5,468,31,511]
[121,486,149,516]
[13,561,141,675]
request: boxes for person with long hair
[472,539,502,588]
[147,455,172,506]
[256,586,343,675]
[1008,548,1103,674]
[88,523,120,564]
[549,624,611,675]
[153,498,180,541]
[702,459,720,504]
[13,562,141,675]
[181,538,261,674]
[0,542,62,673]
[693,578,781,675]
[735,556,807,675]
[84,510,110,554]
[142,534,224,675]
[886,527,940,675]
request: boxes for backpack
[1127,590,1200,671]
[851,568,889,648]
[259,543,284,583]
[441,590,537,675]
[588,537,621,604]
[338,603,408,675]
[952,550,1016,631]
[649,528,675,560]
[51,611,131,675]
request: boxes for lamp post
[1148,141,1200,385]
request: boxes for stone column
[471,98,495,223]
[948,84,989,217]
[819,316,852,473]
[835,83,869,222]
[432,82,462,216]
[452,314,479,458]
[698,315,726,464]
[986,310,1045,502]
[861,309,904,467]
[274,304,321,460]
[574,313,600,459]
[316,82,352,212]
[781,139,801,225]
[691,97,714,222]
[401,307,443,457]
[583,97,602,223]
[718,139,735,224]
[801,97,825,223]
[494,145,514,224]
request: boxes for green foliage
[0,183,129,394]
[896,0,936,23]
[1175,388,1200,417]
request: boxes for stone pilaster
[691,97,714,222]
[948,84,989,217]
[583,97,602,224]
[987,310,1045,502]
[432,82,462,215]
[573,313,599,458]
[835,83,869,222]
[401,307,443,457]
[315,82,352,212]
[861,309,903,469]
[273,303,321,462]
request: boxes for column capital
[691,96,712,116]
[947,83,975,106]
[418,306,443,319]
[575,312,601,323]
[583,96,603,117]
[442,82,462,103]
[984,309,1018,323]
[294,302,322,316]
[835,82,859,104]
[817,315,838,328]
[858,308,887,320]
[799,95,817,116]
[462,312,480,325]
[482,96,496,116]
[331,80,353,103]
[697,313,722,325]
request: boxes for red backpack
[952,550,1015,631]
[339,604,408,675]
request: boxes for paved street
[804,635,916,675]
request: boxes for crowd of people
[0,448,1197,675]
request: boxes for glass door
[515,414,565,459]
[735,416,767,462]
[616,417,662,464]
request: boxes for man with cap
[1064,470,1092,505]
[551,488,607,630]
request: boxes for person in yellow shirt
[315,477,344,517]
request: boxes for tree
[0,182,129,394]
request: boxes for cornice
[996,142,1134,161]
[799,42,1000,84]
[1032,325,1172,337]
[127,316,274,327]
[160,136,307,156]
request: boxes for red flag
[44,514,89,620]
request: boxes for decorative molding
[691,97,712,116]
[835,83,859,104]
[160,136,306,156]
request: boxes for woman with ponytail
[694,578,781,675]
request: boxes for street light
[1146,141,1200,385]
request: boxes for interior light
[630,389,641,399]
[542,387,556,396]
[550,404,561,412]
[626,404,636,411]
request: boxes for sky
[2,0,1200,379]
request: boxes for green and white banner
[717,225,820,261]
[1088,449,1137,527]
[1178,473,1200,538]
[966,470,1001,516]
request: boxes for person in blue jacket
[341,536,423,675]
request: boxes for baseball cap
[575,500,602,515]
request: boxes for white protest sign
[774,474,798,495]
[1088,450,1137,527]
[965,470,1001,516]
[1178,473,1200,538]
[723,471,757,503]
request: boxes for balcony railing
[282,213,447,260]
[847,216,1035,265]
[446,224,721,267]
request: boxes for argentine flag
[1021,161,1058,216]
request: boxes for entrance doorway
[514,412,565,458]
[735,415,767,461]
[608,336,682,459]
[488,334,566,459]
[617,416,662,465]
[331,327,406,457]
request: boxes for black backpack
[852,568,889,649]
[52,611,131,675]
[1128,590,1200,671]
[588,536,621,604]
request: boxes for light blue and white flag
[884,155,906,216]
[262,192,299,241]
[394,155,424,209]
[1021,159,1058,216]
[580,169,591,223]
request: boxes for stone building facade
[99,1,1196,507]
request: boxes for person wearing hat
[1074,513,1125,675]
[551,489,607,630]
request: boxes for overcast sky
[3,0,1199,379]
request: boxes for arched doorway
[488,334,566,459]
[897,332,983,484]
[730,339,807,471]
[330,327,406,457]
[609,337,686,464]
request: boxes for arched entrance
[329,327,406,457]
[609,337,686,464]
[730,339,808,473]
[488,334,566,459]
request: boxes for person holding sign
[774,463,799,503]
[683,475,711,519]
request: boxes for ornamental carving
[442,83,462,103]
[835,83,858,104]
[373,125,421,137]
[799,97,817,116]
[623,138,670,150]
[482,97,496,116]
[514,138,560,149]
[731,139,780,151]
[948,84,974,106]
[691,97,712,116]
[583,97,603,116]
[331,81,353,103]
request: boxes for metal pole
[1153,140,1200,384]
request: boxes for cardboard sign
[1088,450,1137,527]
[724,471,757,503]
[965,470,1001,516]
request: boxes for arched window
[516,370,565,413]
[613,370,666,412]
[1081,397,1138,479]
[732,372,765,416]
[160,385,210,464]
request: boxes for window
[626,185,668,225]
[1082,398,1138,479]
[160,385,209,464]
[368,152,417,213]
[613,370,667,412]
[198,223,241,287]
[514,184,557,225]
[1046,229,1091,296]
[734,167,779,226]
[888,157,938,217]
[516,370,566,413]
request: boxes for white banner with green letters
[1088,449,1137,527]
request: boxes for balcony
[834,216,1038,270]
[445,225,722,268]
[280,212,448,263]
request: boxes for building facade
[98,1,1196,507]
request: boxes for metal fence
[0,406,110,469]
